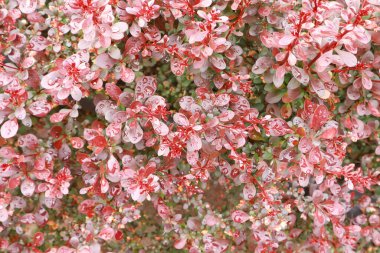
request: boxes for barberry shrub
[0,0,379,252]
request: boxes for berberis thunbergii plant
[0,0,379,252]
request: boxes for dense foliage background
[0,0,379,252]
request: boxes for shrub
[0,0,379,252]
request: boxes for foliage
[0,0,379,252]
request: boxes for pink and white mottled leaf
[243,183,256,200]
[151,117,169,136]
[126,121,143,144]
[210,55,226,70]
[95,53,116,69]
[29,36,49,51]
[187,134,202,151]
[135,76,157,100]
[231,210,250,223]
[98,228,115,241]
[121,66,135,83]
[21,179,35,197]
[18,0,37,14]
[1,119,18,139]
[265,118,293,136]
[173,113,189,126]
[28,100,52,117]
[171,58,186,76]
[174,238,187,250]
[336,49,357,67]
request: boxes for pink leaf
[347,85,360,100]
[273,65,285,88]
[171,58,185,76]
[215,94,230,107]
[186,151,199,166]
[126,121,143,144]
[300,155,313,174]
[0,94,10,110]
[193,0,212,7]
[291,66,309,85]
[30,36,49,51]
[173,113,189,126]
[18,134,39,149]
[107,155,120,174]
[135,76,157,100]
[308,147,322,164]
[362,75,372,90]
[95,53,116,69]
[319,127,338,139]
[210,55,226,70]
[151,117,169,136]
[41,71,60,89]
[0,208,9,222]
[243,183,256,200]
[311,79,330,99]
[18,0,38,14]
[252,57,272,74]
[203,214,219,226]
[298,137,312,153]
[179,96,195,110]
[333,223,345,238]
[231,210,250,223]
[50,110,71,123]
[225,45,243,60]
[314,208,326,227]
[279,35,295,46]
[71,86,82,101]
[218,110,235,122]
[121,66,135,83]
[28,100,52,117]
[174,238,187,250]
[298,172,310,187]
[321,201,345,216]
[21,179,35,197]
[33,232,45,247]
[315,51,333,72]
[231,95,250,112]
[265,92,283,104]
[106,83,122,101]
[187,217,201,230]
[145,95,166,110]
[100,177,109,193]
[106,123,121,137]
[336,49,357,67]
[98,228,115,241]
[265,118,293,136]
[187,134,202,151]
[1,119,18,139]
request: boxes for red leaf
[91,136,107,148]
[310,105,330,130]
[106,83,122,101]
